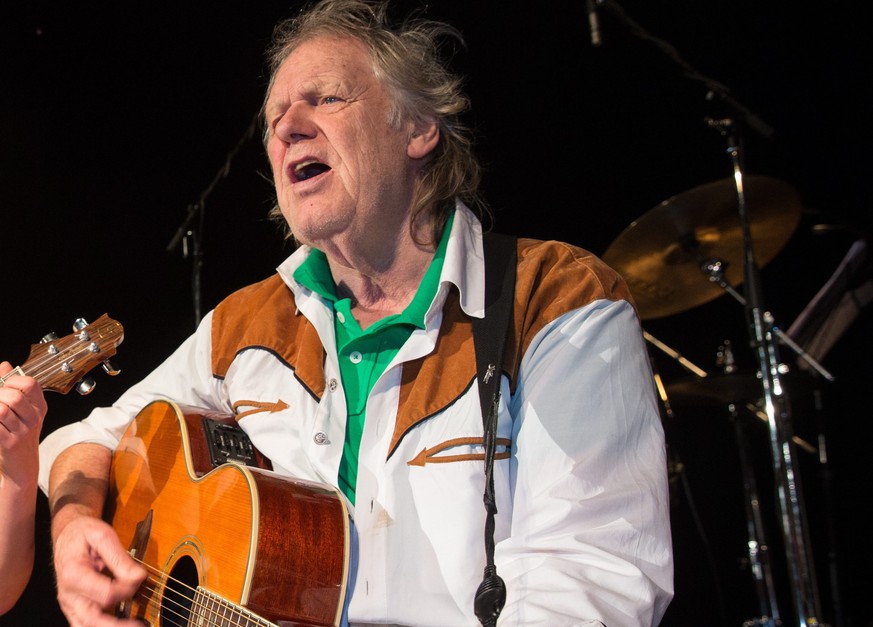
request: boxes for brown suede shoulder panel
[505,238,635,393]
[388,237,634,454]
[211,274,326,400]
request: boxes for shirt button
[349,351,363,364]
[314,431,329,445]
[328,378,338,391]
[336,311,346,324]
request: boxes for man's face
[264,35,421,252]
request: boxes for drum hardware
[715,339,738,374]
[644,337,688,510]
[610,169,828,626]
[643,330,708,378]
[644,331,794,627]
[700,260,835,382]
[602,175,803,321]
[730,402,783,627]
[664,371,818,456]
[713,116,826,627]
[595,3,832,621]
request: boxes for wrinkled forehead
[268,37,378,105]
[266,35,375,99]
[274,34,375,83]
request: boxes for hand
[0,361,47,483]
[52,514,148,626]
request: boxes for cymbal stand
[707,116,825,627]
[729,402,782,627]
[700,260,835,382]
[644,331,784,626]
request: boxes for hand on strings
[52,513,147,626]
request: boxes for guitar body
[105,399,349,626]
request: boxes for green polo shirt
[293,212,453,504]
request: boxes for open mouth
[293,160,331,182]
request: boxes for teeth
[294,161,317,174]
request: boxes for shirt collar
[277,200,486,322]
[290,209,457,330]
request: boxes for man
[39,1,674,625]
[0,362,48,616]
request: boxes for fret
[193,587,277,627]
[192,589,207,626]
[0,366,25,386]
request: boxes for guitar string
[23,321,118,373]
[0,368,24,386]
[130,558,275,627]
[130,582,188,627]
[24,344,110,385]
[134,575,252,627]
[22,347,108,383]
[137,570,248,627]
[17,326,120,384]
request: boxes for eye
[321,95,343,105]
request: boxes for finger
[0,375,47,431]
[87,521,148,584]
[59,592,148,627]
[0,394,36,436]
[56,549,147,625]
[57,520,147,603]
[5,372,48,413]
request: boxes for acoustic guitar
[105,398,350,627]
[0,313,123,393]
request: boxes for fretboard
[190,587,276,627]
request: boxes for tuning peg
[102,360,121,376]
[75,376,96,395]
[41,332,59,343]
[73,318,88,330]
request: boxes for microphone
[587,0,602,47]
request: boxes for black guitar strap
[472,231,516,627]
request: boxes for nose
[274,101,317,143]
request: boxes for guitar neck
[3,314,124,394]
[0,366,26,387]
[192,587,276,627]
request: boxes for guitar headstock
[17,314,124,394]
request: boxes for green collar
[294,210,454,332]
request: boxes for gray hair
[262,0,488,244]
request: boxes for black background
[2,1,871,625]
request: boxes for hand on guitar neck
[0,360,49,616]
[1,314,126,619]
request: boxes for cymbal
[602,176,802,320]
[665,370,820,454]
[665,369,813,405]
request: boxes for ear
[407,117,440,160]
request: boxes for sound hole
[160,555,198,626]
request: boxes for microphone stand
[167,201,205,327]
[594,0,774,140]
[165,113,258,329]
[708,117,824,627]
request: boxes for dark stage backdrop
[2,2,871,625]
